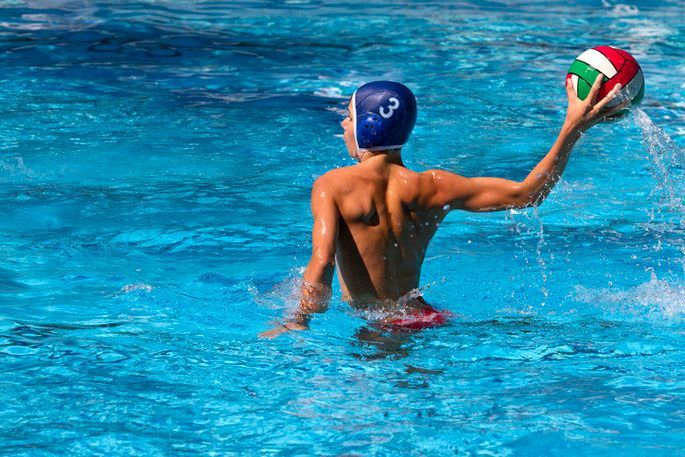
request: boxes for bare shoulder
[420,168,461,182]
[403,168,444,193]
[311,165,358,199]
[384,166,432,206]
[409,168,470,208]
[396,167,451,184]
[418,168,471,190]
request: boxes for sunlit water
[1,0,684,455]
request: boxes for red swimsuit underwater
[381,303,451,331]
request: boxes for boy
[261,76,624,338]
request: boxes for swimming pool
[1,0,684,454]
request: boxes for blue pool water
[1,0,684,454]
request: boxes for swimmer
[260,75,626,339]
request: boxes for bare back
[323,155,443,302]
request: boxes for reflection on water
[352,326,416,360]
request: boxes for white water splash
[576,272,685,318]
[314,87,346,99]
[633,108,685,270]
[601,0,640,16]
[532,205,549,306]
[0,156,34,179]
[120,283,153,293]
[634,108,684,209]
[507,207,549,308]
[249,268,304,311]
[573,110,685,319]
[251,266,444,325]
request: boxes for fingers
[587,74,604,104]
[593,83,623,113]
[601,97,632,121]
[258,320,308,339]
[614,97,631,112]
[258,322,289,339]
[259,327,288,339]
[565,77,576,99]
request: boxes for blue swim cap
[352,81,417,152]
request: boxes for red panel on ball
[593,46,625,71]
[612,60,639,86]
[612,47,639,66]
[597,80,616,101]
[597,55,639,100]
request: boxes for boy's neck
[359,149,404,166]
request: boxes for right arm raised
[423,75,625,212]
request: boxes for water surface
[1,0,684,455]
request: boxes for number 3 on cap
[379,97,400,119]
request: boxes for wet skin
[260,75,627,339]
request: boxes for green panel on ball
[568,60,608,100]
[576,77,592,101]
[569,60,605,83]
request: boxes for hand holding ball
[567,45,644,118]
